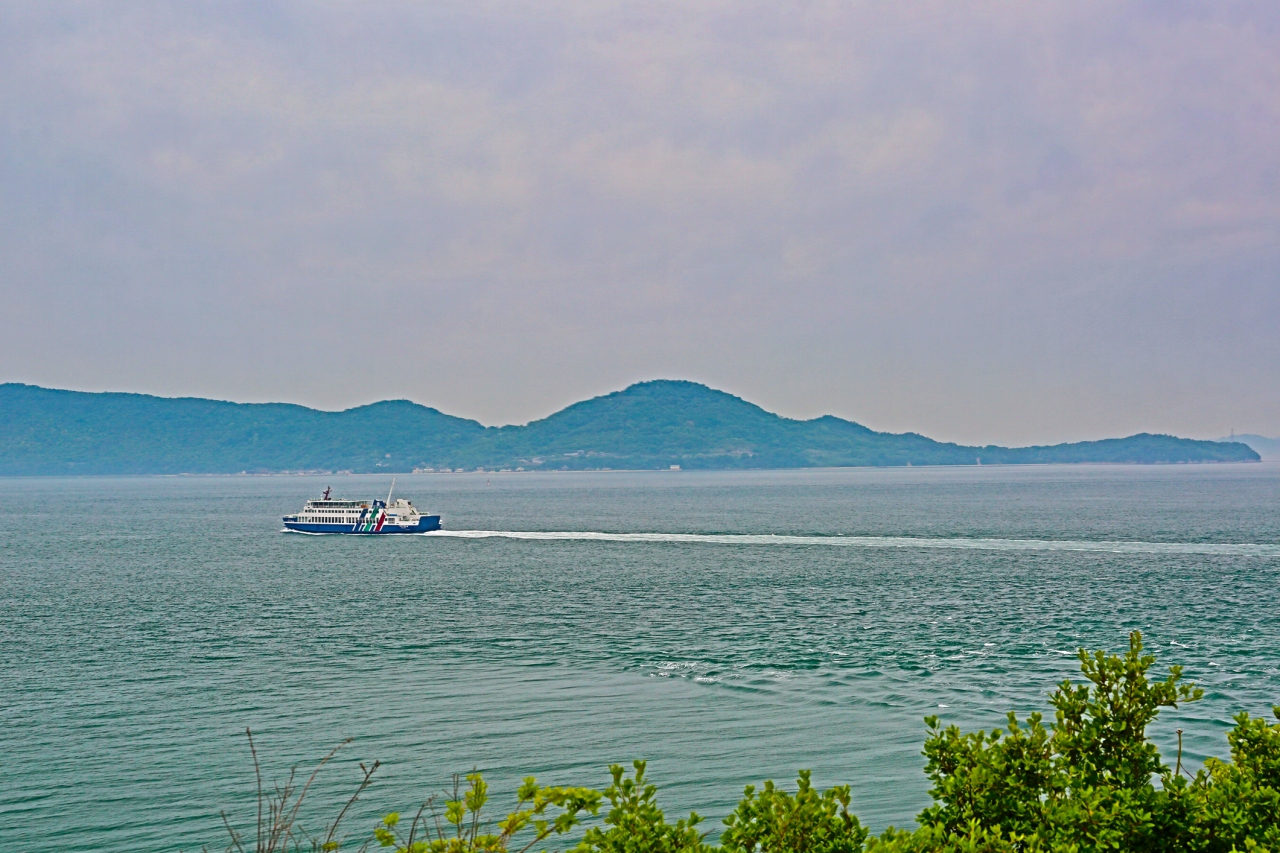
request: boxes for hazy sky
[2,1,1277,444]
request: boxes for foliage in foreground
[211,633,1280,853]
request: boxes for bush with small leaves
[574,761,710,853]
[1154,707,1280,852]
[372,773,601,853]
[909,631,1280,852]
[720,769,867,853]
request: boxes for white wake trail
[419,530,1280,557]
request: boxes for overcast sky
[1,1,1277,444]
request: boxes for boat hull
[283,515,442,534]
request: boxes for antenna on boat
[386,477,396,504]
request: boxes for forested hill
[0,380,1260,475]
[0,384,484,475]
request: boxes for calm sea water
[2,465,1278,851]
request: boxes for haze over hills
[1217,434,1280,461]
[0,380,1261,475]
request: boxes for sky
[1,1,1277,445]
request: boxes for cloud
[1,0,1277,442]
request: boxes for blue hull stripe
[283,515,441,534]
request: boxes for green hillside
[0,384,485,475]
[0,380,1260,474]
[469,380,974,469]
[451,381,1257,470]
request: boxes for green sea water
[2,465,1279,851]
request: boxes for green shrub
[574,761,709,853]
[371,772,601,853]
[720,769,867,853]
[887,631,1279,852]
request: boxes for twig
[221,809,246,853]
[247,729,263,853]
[322,759,381,849]
[280,738,353,848]
[1176,729,1184,777]
[405,799,433,850]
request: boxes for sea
[2,464,1278,851]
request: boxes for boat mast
[386,477,396,504]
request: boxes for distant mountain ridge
[0,380,1260,475]
[1217,434,1280,461]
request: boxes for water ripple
[4,467,1280,853]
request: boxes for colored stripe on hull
[283,515,441,534]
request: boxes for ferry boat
[282,481,441,534]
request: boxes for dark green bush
[211,632,1279,852]
[864,632,1280,852]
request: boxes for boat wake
[417,530,1280,557]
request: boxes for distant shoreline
[2,459,1273,480]
[1,380,1262,475]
